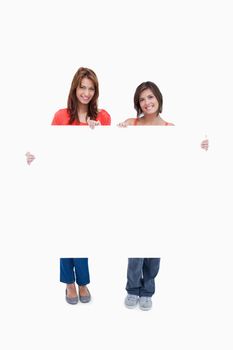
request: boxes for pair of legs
[125,258,160,310]
[60,258,91,304]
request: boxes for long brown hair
[134,81,163,117]
[67,67,99,124]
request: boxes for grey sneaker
[79,287,91,303]
[125,294,139,309]
[139,296,152,311]
[65,289,79,305]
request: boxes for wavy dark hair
[134,81,163,117]
[67,67,99,124]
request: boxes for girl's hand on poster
[87,117,101,129]
[25,152,35,165]
[201,136,209,151]
[117,121,128,128]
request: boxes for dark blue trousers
[60,258,90,285]
[126,258,160,297]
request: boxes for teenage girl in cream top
[118,81,208,150]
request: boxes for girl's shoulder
[97,109,111,125]
[52,108,70,125]
[124,118,138,126]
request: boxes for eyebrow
[80,84,95,89]
[140,94,154,99]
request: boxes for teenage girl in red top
[118,81,208,150]
[52,67,111,127]
[26,67,111,164]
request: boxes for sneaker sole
[139,305,152,311]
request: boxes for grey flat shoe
[139,296,152,311]
[124,294,139,309]
[79,287,91,303]
[65,289,79,305]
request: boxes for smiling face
[76,77,95,105]
[139,88,160,116]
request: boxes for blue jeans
[126,258,160,297]
[60,258,90,285]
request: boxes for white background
[0,0,233,349]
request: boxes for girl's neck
[77,103,88,114]
[77,104,88,122]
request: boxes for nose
[83,88,90,97]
